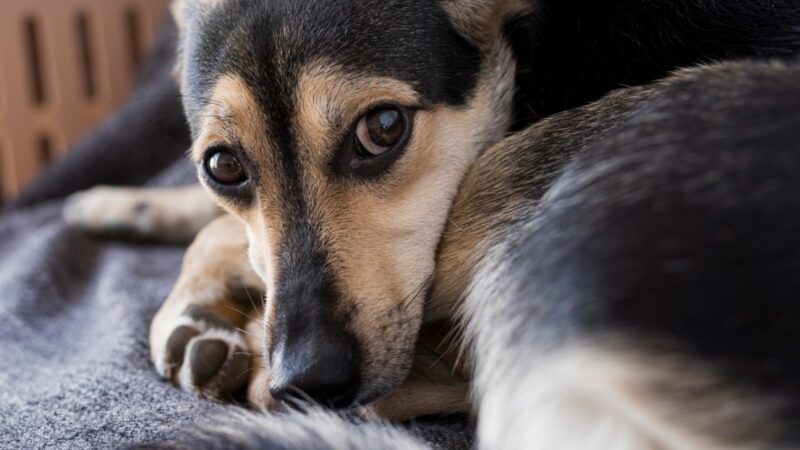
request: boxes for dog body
[64,0,800,446]
[441,61,800,449]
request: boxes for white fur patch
[481,346,712,450]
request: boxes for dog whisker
[234,327,253,337]
[242,285,262,314]
[238,367,257,377]
[283,385,322,411]
[223,304,259,322]
[400,273,434,314]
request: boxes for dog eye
[334,106,413,177]
[354,108,406,157]
[204,148,247,185]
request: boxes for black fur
[271,214,363,408]
[506,0,800,127]
[181,0,482,136]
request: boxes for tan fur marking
[439,0,531,45]
[294,63,421,159]
[429,84,654,320]
[177,43,515,410]
[191,75,267,166]
[363,322,470,420]
[244,318,281,409]
[193,74,286,291]
[427,127,536,320]
[150,215,264,352]
[285,44,515,396]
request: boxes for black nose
[269,330,360,409]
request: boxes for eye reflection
[355,108,406,157]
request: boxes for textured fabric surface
[0,18,472,450]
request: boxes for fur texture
[456,61,800,449]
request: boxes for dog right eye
[204,148,247,185]
[334,106,413,178]
[355,108,405,157]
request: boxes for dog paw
[241,319,280,410]
[63,186,156,236]
[154,306,252,400]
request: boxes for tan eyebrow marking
[294,61,421,155]
[191,74,269,163]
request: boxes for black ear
[170,0,188,84]
[170,0,187,31]
[438,0,530,45]
[170,0,225,84]
[171,0,225,28]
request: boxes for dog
[64,0,800,445]
[442,60,800,449]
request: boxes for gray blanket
[0,18,471,450]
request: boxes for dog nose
[269,331,360,409]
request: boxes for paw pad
[190,339,229,385]
[156,312,253,400]
[165,326,201,376]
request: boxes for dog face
[174,0,517,407]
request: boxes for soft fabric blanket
[0,18,472,450]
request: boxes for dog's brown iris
[206,150,246,185]
[355,108,405,156]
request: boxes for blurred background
[0,0,171,203]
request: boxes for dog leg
[363,375,470,422]
[150,215,269,403]
[362,322,471,421]
[63,185,222,242]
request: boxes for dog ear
[170,0,187,31]
[170,0,225,84]
[439,0,530,45]
[171,0,226,28]
[170,0,188,84]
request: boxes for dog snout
[269,329,361,409]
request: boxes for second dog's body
[445,61,800,449]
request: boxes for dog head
[173,0,520,408]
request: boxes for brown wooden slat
[0,1,42,196]
[0,0,170,202]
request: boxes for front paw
[63,186,155,236]
[153,306,253,401]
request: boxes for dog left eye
[204,148,247,185]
